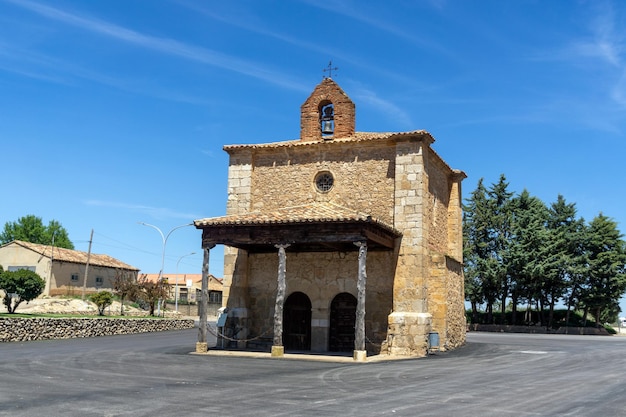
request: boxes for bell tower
[300,78,355,141]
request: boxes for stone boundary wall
[469,324,611,335]
[0,317,195,342]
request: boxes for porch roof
[194,202,401,253]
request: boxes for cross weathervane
[323,61,339,79]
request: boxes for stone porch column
[354,241,367,362]
[197,244,215,353]
[271,244,290,357]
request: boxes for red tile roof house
[0,240,139,297]
[141,273,223,316]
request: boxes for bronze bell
[321,105,334,135]
[322,120,334,134]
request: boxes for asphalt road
[1,329,626,416]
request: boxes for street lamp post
[138,222,193,316]
[175,252,195,313]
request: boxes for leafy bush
[466,309,603,329]
[604,324,617,334]
[90,291,113,316]
[0,269,45,313]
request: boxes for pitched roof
[223,130,465,178]
[194,201,400,235]
[4,240,139,271]
[223,130,433,151]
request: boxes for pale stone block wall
[383,312,432,356]
[241,251,394,353]
[392,140,427,313]
[226,149,253,216]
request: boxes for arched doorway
[329,292,357,352]
[283,292,311,351]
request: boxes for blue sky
[2,0,626,310]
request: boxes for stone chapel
[194,78,466,359]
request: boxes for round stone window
[315,171,334,193]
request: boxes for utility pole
[81,229,93,300]
[46,231,56,296]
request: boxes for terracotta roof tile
[222,130,465,178]
[141,273,223,291]
[223,130,432,151]
[8,240,139,271]
[194,202,400,235]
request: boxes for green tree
[0,215,74,249]
[90,291,114,316]
[579,214,626,325]
[508,189,549,326]
[486,175,514,324]
[137,274,169,316]
[0,269,46,313]
[463,175,514,324]
[463,178,489,323]
[545,195,586,328]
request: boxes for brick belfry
[195,76,467,358]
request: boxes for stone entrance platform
[190,348,420,363]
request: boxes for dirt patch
[0,297,144,316]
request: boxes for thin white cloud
[179,0,438,90]
[297,0,451,57]
[585,3,623,67]
[612,69,626,108]
[0,40,214,105]
[84,200,202,221]
[0,41,73,84]
[4,0,308,92]
[524,2,626,125]
[349,84,413,128]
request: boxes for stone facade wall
[0,318,195,342]
[421,149,466,351]
[250,141,396,223]
[427,253,466,349]
[239,250,394,353]
[425,150,452,254]
[445,256,466,348]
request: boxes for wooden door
[329,292,357,352]
[283,292,312,351]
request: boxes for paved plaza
[2,329,626,416]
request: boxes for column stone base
[271,345,284,357]
[353,350,367,362]
[195,342,208,353]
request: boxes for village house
[194,78,466,359]
[141,273,223,315]
[0,240,139,297]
